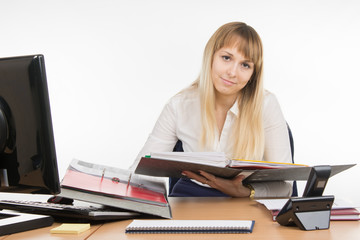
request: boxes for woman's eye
[222,56,231,61]
[241,63,250,69]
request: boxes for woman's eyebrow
[220,50,253,62]
[220,50,233,56]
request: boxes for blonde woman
[131,22,293,198]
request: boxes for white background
[1,0,359,204]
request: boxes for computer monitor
[0,54,60,195]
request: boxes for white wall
[1,0,359,204]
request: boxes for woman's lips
[221,77,235,85]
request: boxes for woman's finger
[182,171,208,184]
[199,170,217,182]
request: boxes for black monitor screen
[0,55,60,194]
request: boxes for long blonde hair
[192,22,265,160]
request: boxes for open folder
[59,159,172,218]
[134,152,356,183]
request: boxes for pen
[101,168,106,182]
[126,173,132,190]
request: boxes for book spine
[125,229,252,234]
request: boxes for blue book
[125,220,255,234]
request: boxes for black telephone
[276,166,334,231]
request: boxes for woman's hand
[182,170,251,198]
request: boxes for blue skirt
[168,178,230,197]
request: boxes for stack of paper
[50,223,90,234]
[228,159,308,169]
[256,198,360,221]
[148,152,306,169]
[149,152,229,167]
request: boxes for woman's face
[211,45,254,100]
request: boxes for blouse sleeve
[250,91,293,197]
[263,91,292,164]
[129,99,179,171]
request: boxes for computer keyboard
[0,199,141,222]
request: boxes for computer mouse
[47,196,74,205]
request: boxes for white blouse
[130,88,293,198]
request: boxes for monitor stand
[0,210,53,236]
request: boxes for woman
[130,22,293,198]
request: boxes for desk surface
[2,197,359,240]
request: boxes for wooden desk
[0,222,102,240]
[3,197,360,239]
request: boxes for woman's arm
[129,100,179,171]
[251,91,293,197]
[182,170,251,197]
[182,92,293,198]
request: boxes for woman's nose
[227,63,237,78]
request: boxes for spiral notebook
[125,220,255,234]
